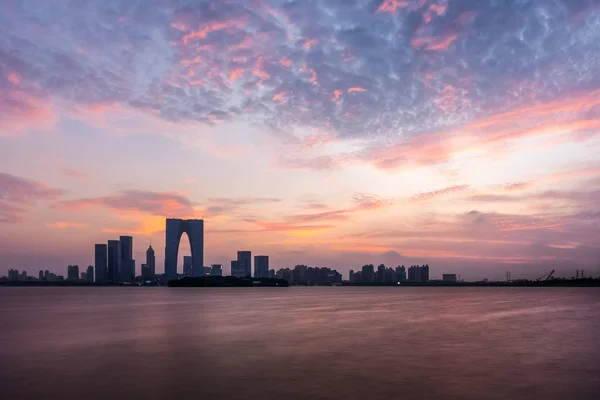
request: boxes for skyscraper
[67,265,79,281]
[107,240,121,283]
[146,245,155,276]
[86,265,94,283]
[119,236,134,283]
[95,244,108,284]
[38,270,43,280]
[254,255,269,278]
[164,218,204,280]
[237,251,251,277]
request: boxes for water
[1,287,599,400]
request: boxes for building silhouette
[443,274,457,282]
[377,264,386,283]
[107,240,121,283]
[420,265,430,282]
[183,256,193,276]
[94,244,108,283]
[119,236,134,283]
[275,267,293,283]
[38,270,44,280]
[254,255,269,278]
[146,245,155,277]
[362,264,375,283]
[86,265,94,283]
[395,265,406,282]
[164,218,204,280]
[231,260,244,277]
[211,264,223,276]
[67,265,79,281]
[237,251,251,277]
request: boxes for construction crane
[537,270,555,281]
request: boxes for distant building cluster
[274,265,342,285]
[1,218,445,287]
[94,236,136,284]
[349,264,430,284]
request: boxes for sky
[1,0,600,280]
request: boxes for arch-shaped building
[164,218,204,279]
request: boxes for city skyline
[1,0,600,281]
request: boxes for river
[1,287,599,399]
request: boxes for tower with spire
[146,239,156,277]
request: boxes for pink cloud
[7,72,20,85]
[411,33,459,51]
[45,221,87,229]
[411,185,470,202]
[376,0,410,14]
[348,87,366,93]
[0,89,56,135]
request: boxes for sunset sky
[1,0,599,280]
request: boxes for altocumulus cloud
[1,0,599,152]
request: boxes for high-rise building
[254,255,269,278]
[95,244,108,284]
[119,236,134,283]
[44,270,49,280]
[67,265,79,281]
[165,218,204,280]
[384,267,395,284]
[20,270,27,281]
[211,264,223,276]
[237,251,251,277]
[107,240,121,283]
[86,265,94,283]
[395,265,406,282]
[183,256,193,276]
[420,265,430,282]
[146,245,155,276]
[349,269,354,283]
[377,264,386,283]
[231,260,244,277]
[362,264,375,283]
[38,270,44,280]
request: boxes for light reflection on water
[1,287,599,400]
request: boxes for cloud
[411,185,470,202]
[45,221,87,229]
[0,172,65,223]
[1,0,598,157]
[297,203,329,210]
[61,190,196,217]
[0,172,65,203]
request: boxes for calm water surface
[1,287,599,400]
